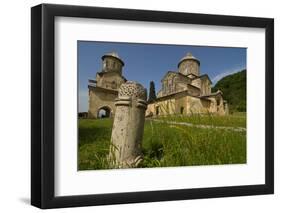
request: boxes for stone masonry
[88,52,228,118]
[109,81,147,168]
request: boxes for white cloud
[211,66,245,84]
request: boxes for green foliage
[78,115,246,170]
[148,81,157,103]
[212,70,246,112]
[78,119,112,170]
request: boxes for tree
[212,69,246,112]
[148,81,157,103]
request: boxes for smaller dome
[102,52,124,66]
[178,52,200,67]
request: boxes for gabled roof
[199,74,212,84]
[200,90,223,98]
[153,89,210,102]
[186,73,198,79]
[160,71,178,82]
[161,71,189,82]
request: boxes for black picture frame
[31,3,274,209]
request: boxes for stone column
[109,81,147,168]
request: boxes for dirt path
[151,119,246,132]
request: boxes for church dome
[177,52,200,68]
[102,52,124,66]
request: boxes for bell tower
[101,52,124,74]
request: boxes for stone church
[88,52,228,119]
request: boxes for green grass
[78,115,246,170]
[156,113,246,128]
[78,119,112,170]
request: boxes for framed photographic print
[31,3,274,209]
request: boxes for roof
[178,52,200,67]
[160,71,177,82]
[199,74,212,84]
[200,90,223,98]
[186,73,198,78]
[154,90,210,102]
[161,71,189,82]
[101,52,124,66]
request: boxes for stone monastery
[88,52,228,118]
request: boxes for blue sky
[78,41,246,112]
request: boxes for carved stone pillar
[109,81,147,168]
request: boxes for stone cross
[109,81,147,168]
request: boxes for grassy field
[78,114,246,170]
[156,112,246,128]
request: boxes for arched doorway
[97,106,112,118]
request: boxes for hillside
[212,69,246,112]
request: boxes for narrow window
[156,106,159,116]
[180,107,184,114]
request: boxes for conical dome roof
[102,52,124,66]
[178,52,200,67]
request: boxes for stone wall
[178,60,200,76]
[191,78,201,89]
[96,72,125,90]
[88,87,118,118]
[146,93,227,117]
[186,85,201,96]
[159,72,192,98]
[200,78,211,95]
[185,96,210,114]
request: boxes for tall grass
[78,114,246,170]
[78,119,112,170]
[141,120,246,167]
[157,113,246,128]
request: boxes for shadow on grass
[79,126,111,146]
[78,119,113,146]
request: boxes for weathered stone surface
[109,81,147,168]
[224,101,229,115]
[178,53,200,76]
[146,52,228,116]
[88,87,118,118]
